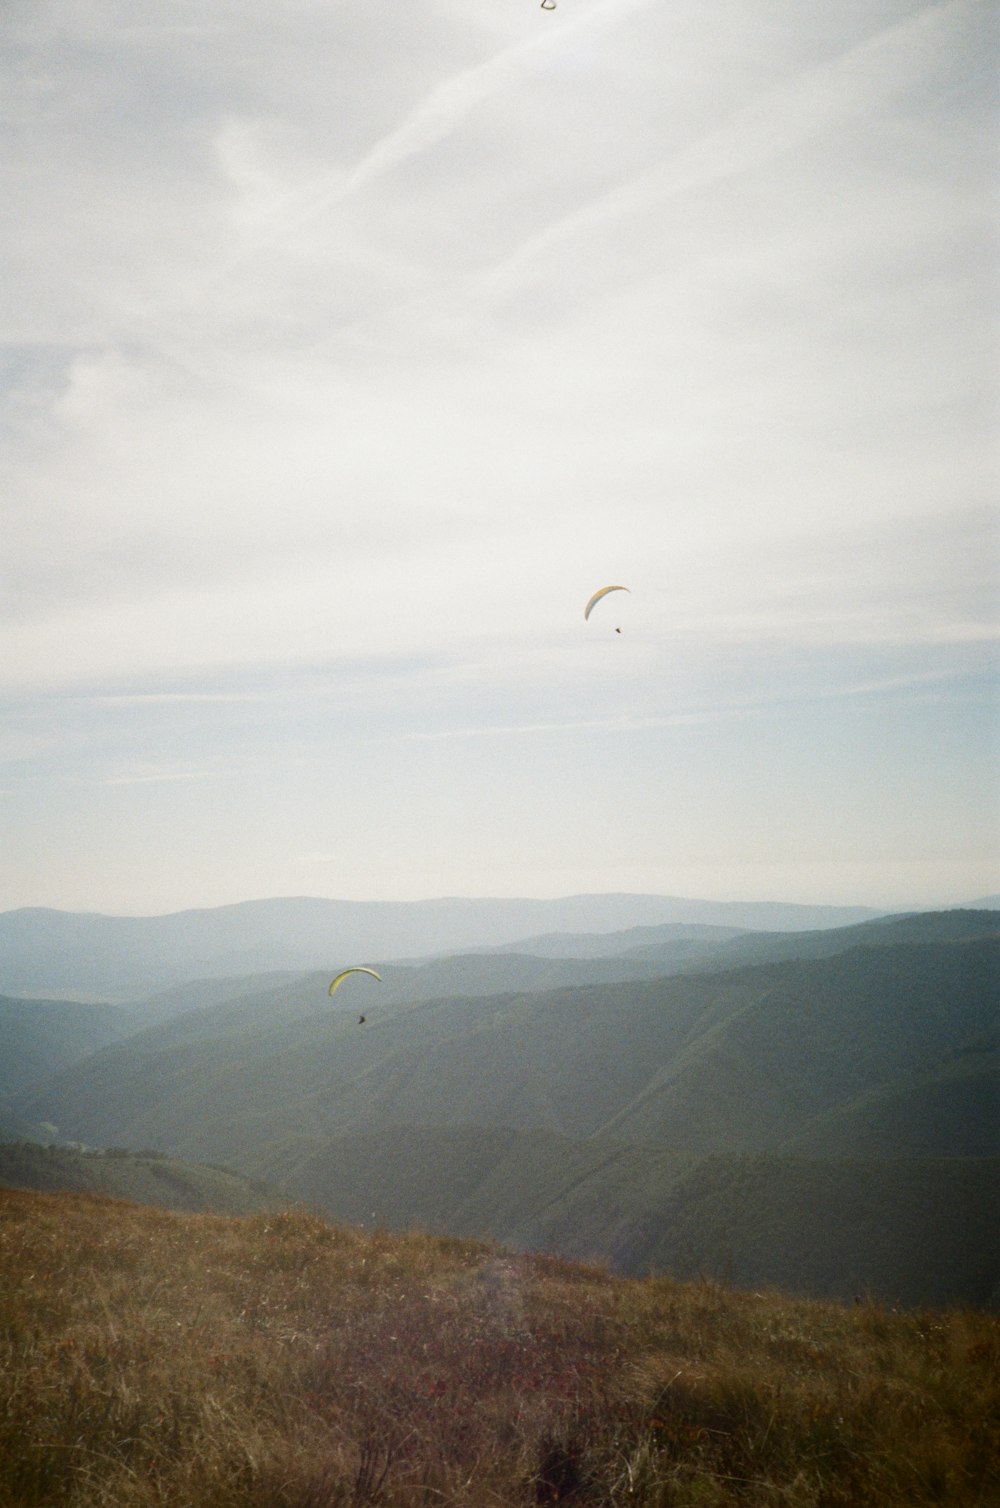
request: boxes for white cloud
[100,767,214,786]
[0,0,995,908]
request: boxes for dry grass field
[1,1185,997,1506]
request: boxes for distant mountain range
[3,902,997,1308]
[0,893,887,999]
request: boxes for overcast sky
[1,0,996,916]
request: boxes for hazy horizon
[3,0,996,916]
[2,885,997,925]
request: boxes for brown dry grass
[1,1186,997,1506]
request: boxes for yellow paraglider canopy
[328,967,382,996]
[584,584,630,620]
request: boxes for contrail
[473,0,982,305]
[103,0,658,384]
[223,0,657,268]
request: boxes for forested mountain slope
[16,935,997,1167]
[263,1127,999,1308]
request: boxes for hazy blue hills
[119,972,305,1029]
[4,907,998,1307]
[596,937,1000,1153]
[0,994,130,1141]
[0,995,126,1100]
[655,904,1000,976]
[111,947,756,1048]
[13,927,997,1162]
[479,905,998,967]
[52,903,1000,1044]
[0,892,884,999]
[483,920,751,959]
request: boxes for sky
[1,0,997,916]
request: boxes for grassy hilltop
[2,1186,998,1508]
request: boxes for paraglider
[584,585,630,626]
[328,967,381,1024]
[328,967,382,996]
